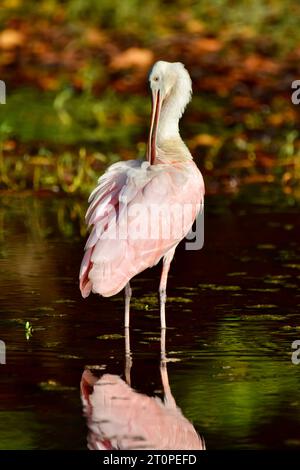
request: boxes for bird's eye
[153,76,159,82]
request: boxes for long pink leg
[124,326,132,385]
[159,247,176,329]
[124,282,132,328]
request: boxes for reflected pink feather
[81,371,205,451]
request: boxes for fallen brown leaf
[110,47,154,70]
[0,29,24,49]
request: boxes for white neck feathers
[157,71,192,145]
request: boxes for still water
[0,194,299,449]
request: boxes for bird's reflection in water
[80,329,205,450]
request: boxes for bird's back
[80,159,204,298]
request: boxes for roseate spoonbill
[80,329,205,450]
[79,61,204,328]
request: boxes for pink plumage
[81,370,205,451]
[79,61,205,328]
[80,160,204,297]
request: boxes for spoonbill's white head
[147,61,192,164]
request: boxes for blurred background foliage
[0,0,300,201]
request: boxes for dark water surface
[0,195,300,450]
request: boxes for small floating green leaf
[25,321,33,340]
[282,325,300,331]
[284,264,300,270]
[39,380,76,392]
[96,333,124,340]
[167,297,192,303]
[243,314,285,321]
[248,288,280,292]
[199,284,241,291]
[227,272,247,277]
[54,299,76,304]
[45,341,60,348]
[247,304,278,309]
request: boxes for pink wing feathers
[79,160,139,297]
[79,160,204,298]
